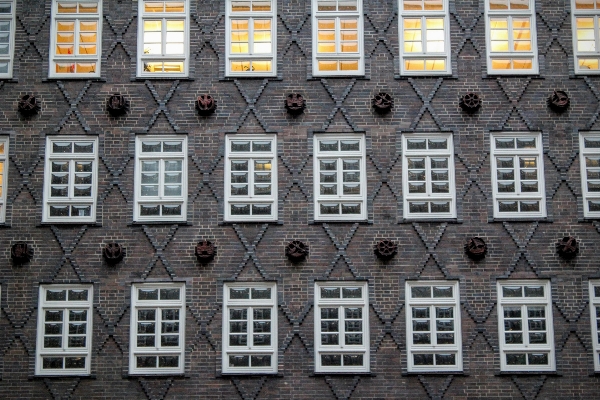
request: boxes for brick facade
[1,0,600,398]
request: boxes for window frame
[398,0,451,76]
[406,280,462,372]
[313,134,367,221]
[224,134,277,222]
[136,0,190,78]
[42,136,99,223]
[49,0,102,78]
[490,132,546,218]
[571,0,600,74]
[402,133,456,219]
[225,0,277,77]
[311,0,364,76]
[497,280,555,372]
[579,132,600,218]
[590,280,600,372]
[0,1,15,79]
[222,282,278,374]
[0,136,8,223]
[314,281,370,373]
[484,0,538,75]
[35,284,93,376]
[129,282,186,375]
[134,135,188,223]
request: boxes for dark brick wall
[1,0,600,398]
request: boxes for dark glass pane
[320,203,339,214]
[160,288,180,300]
[319,140,338,151]
[413,320,430,331]
[528,319,546,331]
[251,355,271,367]
[343,354,363,366]
[340,140,360,151]
[230,288,250,299]
[230,308,248,320]
[321,287,340,298]
[436,307,453,318]
[502,286,522,298]
[251,204,272,215]
[252,141,271,152]
[414,353,434,365]
[413,333,430,344]
[428,139,447,149]
[140,204,160,216]
[516,138,536,148]
[158,356,179,368]
[345,307,362,319]
[341,203,361,214]
[43,357,63,369]
[498,201,518,212]
[505,332,523,344]
[161,335,179,346]
[253,321,271,333]
[68,337,86,347]
[321,333,339,345]
[229,355,249,367]
[321,321,339,332]
[407,139,426,149]
[495,138,514,149]
[431,202,450,213]
[529,332,547,344]
[506,353,526,365]
[412,307,429,318]
[519,201,540,212]
[412,286,431,298]
[231,141,250,152]
[433,286,452,298]
[45,323,62,335]
[345,333,362,345]
[437,333,454,344]
[436,353,456,365]
[162,309,179,320]
[253,334,271,346]
[139,289,159,300]
[524,286,544,297]
[320,160,337,170]
[229,334,247,346]
[46,289,67,301]
[345,321,362,332]
[528,353,548,365]
[44,337,62,348]
[342,287,362,298]
[141,141,161,152]
[137,335,155,347]
[321,354,341,366]
[53,142,73,153]
[138,322,156,334]
[137,356,157,368]
[138,309,156,321]
[65,357,85,369]
[409,202,428,213]
[431,158,448,168]
[45,310,63,321]
[251,287,271,299]
[527,307,545,318]
[584,137,600,148]
[162,204,181,215]
[230,321,247,333]
[253,308,271,320]
[163,141,182,152]
[504,307,521,318]
[321,308,338,319]
[436,320,453,331]
[69,310,87,321]
[496,157,514,168]
[504,320,522,331]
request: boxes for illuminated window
[225,135,277,221]
[137,0,189,77]
[402,133,456,218]
[315,282,369,373]
[43,137,98,223]
[485,0,538,74]
[399,0,450,75]
[129,283,185,374]
[134,135,187,222]
[49,1,101,77]
[406,281,462,372]
[573,1,600,73]
[0,137,7,223]
[590,280,600,371]
[579,133,600,217]
[223,282,277,374]
[313,134,366,220]
[490,133,546,218]
[226,0,275,76]
[35,285,93,376]
[312,0,363,76]
[497,281,555,372]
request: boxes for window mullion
[422,16,427,54]
[249,157,255,198]
[248,17,254,56]
[339,305,345,349]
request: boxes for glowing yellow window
[491,59,511,69]
[76,62,96,73]
[512,59,531,69]
[405,59,425,70]
[340,60,358,70]
[509,0,529,9]
[145,2,164,12]
[143,21,162,55]
[318,19,336,53]
[252,60,271,71]
[318,60,338,71]
[253,20,272,54]
[577,18,597,52]
[575,0,597,9]
[165,2,185,12]
[166,20,185,54]
[580,58,600,69]
[79,3,98,13]
[253,1,271,11]
[426,59,445,70]
[57,3,78,13]
[231,61,251,71]
[231,19,249,53]
[490,18,508,52]
[404,19,422,53]
[426,18,444,53]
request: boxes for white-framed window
[497,280,555,372]
[312,0,364,76]
[137,0,189,77]
[35,284,93,376]
[315,281,369,373]
[225,135,277,221]
[0,1,15,78]
[485,0,538,74]
[0,137,8,223]
[222,282,277,374]
[590,280,600,371]
[49,0,102,78]
[490,132,546,218]
[579,133,600,217]
[406,281,462,372]
[42,137,98,223]
[313,134,366,220]
[226,0,276,76]
[134,135,187,222]
[399,0,451,75]
[572,0,600,73]
[402,133,456,218]
[129,283,185,375]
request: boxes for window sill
[311,371,375,376]
[400,218,460,224]
[43,77,106,82]
[39,221,100,227]
[130,221,192,226]
[496,371,559,376]
[220,220,282,225]
[311,219,370,224]
[218,372,281,377]
[489,217,550,223]
[127,372,185,377]
[402,371,465,376]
